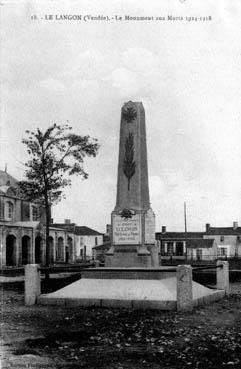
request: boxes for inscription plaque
[113,214,141,245]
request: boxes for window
[95,237,98,246]
[176,242,184,256]
[189,248,194,259]
[196,249,202,261]
[219,247,227,257]
[237,236,241,243]
[220,235,224,242]
[167,242,174,256]
[32,206,38,221]
[160,242,165,255]
[6,202,13,220]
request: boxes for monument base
[110,206,158,267]
[38,269,225,311]
[105,251,151,268]
[105,244,158,268]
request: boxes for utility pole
[184,202,187,260]
[184,202,187,234]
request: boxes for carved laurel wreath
[120,208,133,219]
[122,106,137,123]
[123,132,135,191]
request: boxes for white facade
[204,234,240,257]
[186,242,218,261]
[76,234,103,260]
[158,237,218,262]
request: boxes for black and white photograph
[1,0,241,368]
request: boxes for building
[52,221,103,261]
[157,223,241,262]
[204,222,241,257]
[0,170,75,267]
[156,226,218,262]
[185,239,217,261]
[74,221,241,265]
[92,224,111,263]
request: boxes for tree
[18,123,99,267]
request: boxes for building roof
[49,225,71,232]
[0,170,18,186]
[156,232,204,240]
[92,242,111,250]
[75,226,103,236]
[51,223,103,236]
[186,239,215,249]
[0,185,18,196]
[51,223,75,232]
[205,227,241,235]
[0,185,11,193]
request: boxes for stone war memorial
[105,101,158,268]
[35,101,228,311]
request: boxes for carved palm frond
[123,132,135,190]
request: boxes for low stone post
[177,265,193,312]
[25,264,41,306]
[216,260,229,295]
[149,243,159,267]
[95,260,100,267]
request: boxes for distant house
[52,221,103,261]
[85,222,241,265]
[156,226,217,262]
[156,223,241,262]
[204,222,241,258]
[75,226,103,261]
[92,242,111,263]
[92,224,111,264]
[186,239,217,261]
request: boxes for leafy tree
[18,123,99,267]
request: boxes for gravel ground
[1,282,241,369]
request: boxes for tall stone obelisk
[106,101,158,267]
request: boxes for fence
[176,261,229,311]
[24,261,229,312]
[24,263,94,305]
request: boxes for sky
[1,0,241,233]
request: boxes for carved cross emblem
[122,106,137,123]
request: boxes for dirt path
[1,283,241,368]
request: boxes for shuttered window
[5,201,13,220]
[21,201,30,221]
[0,197,4,219]
[32,206,38,221]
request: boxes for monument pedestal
[106,207,158,268]
[105,245,151,268]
